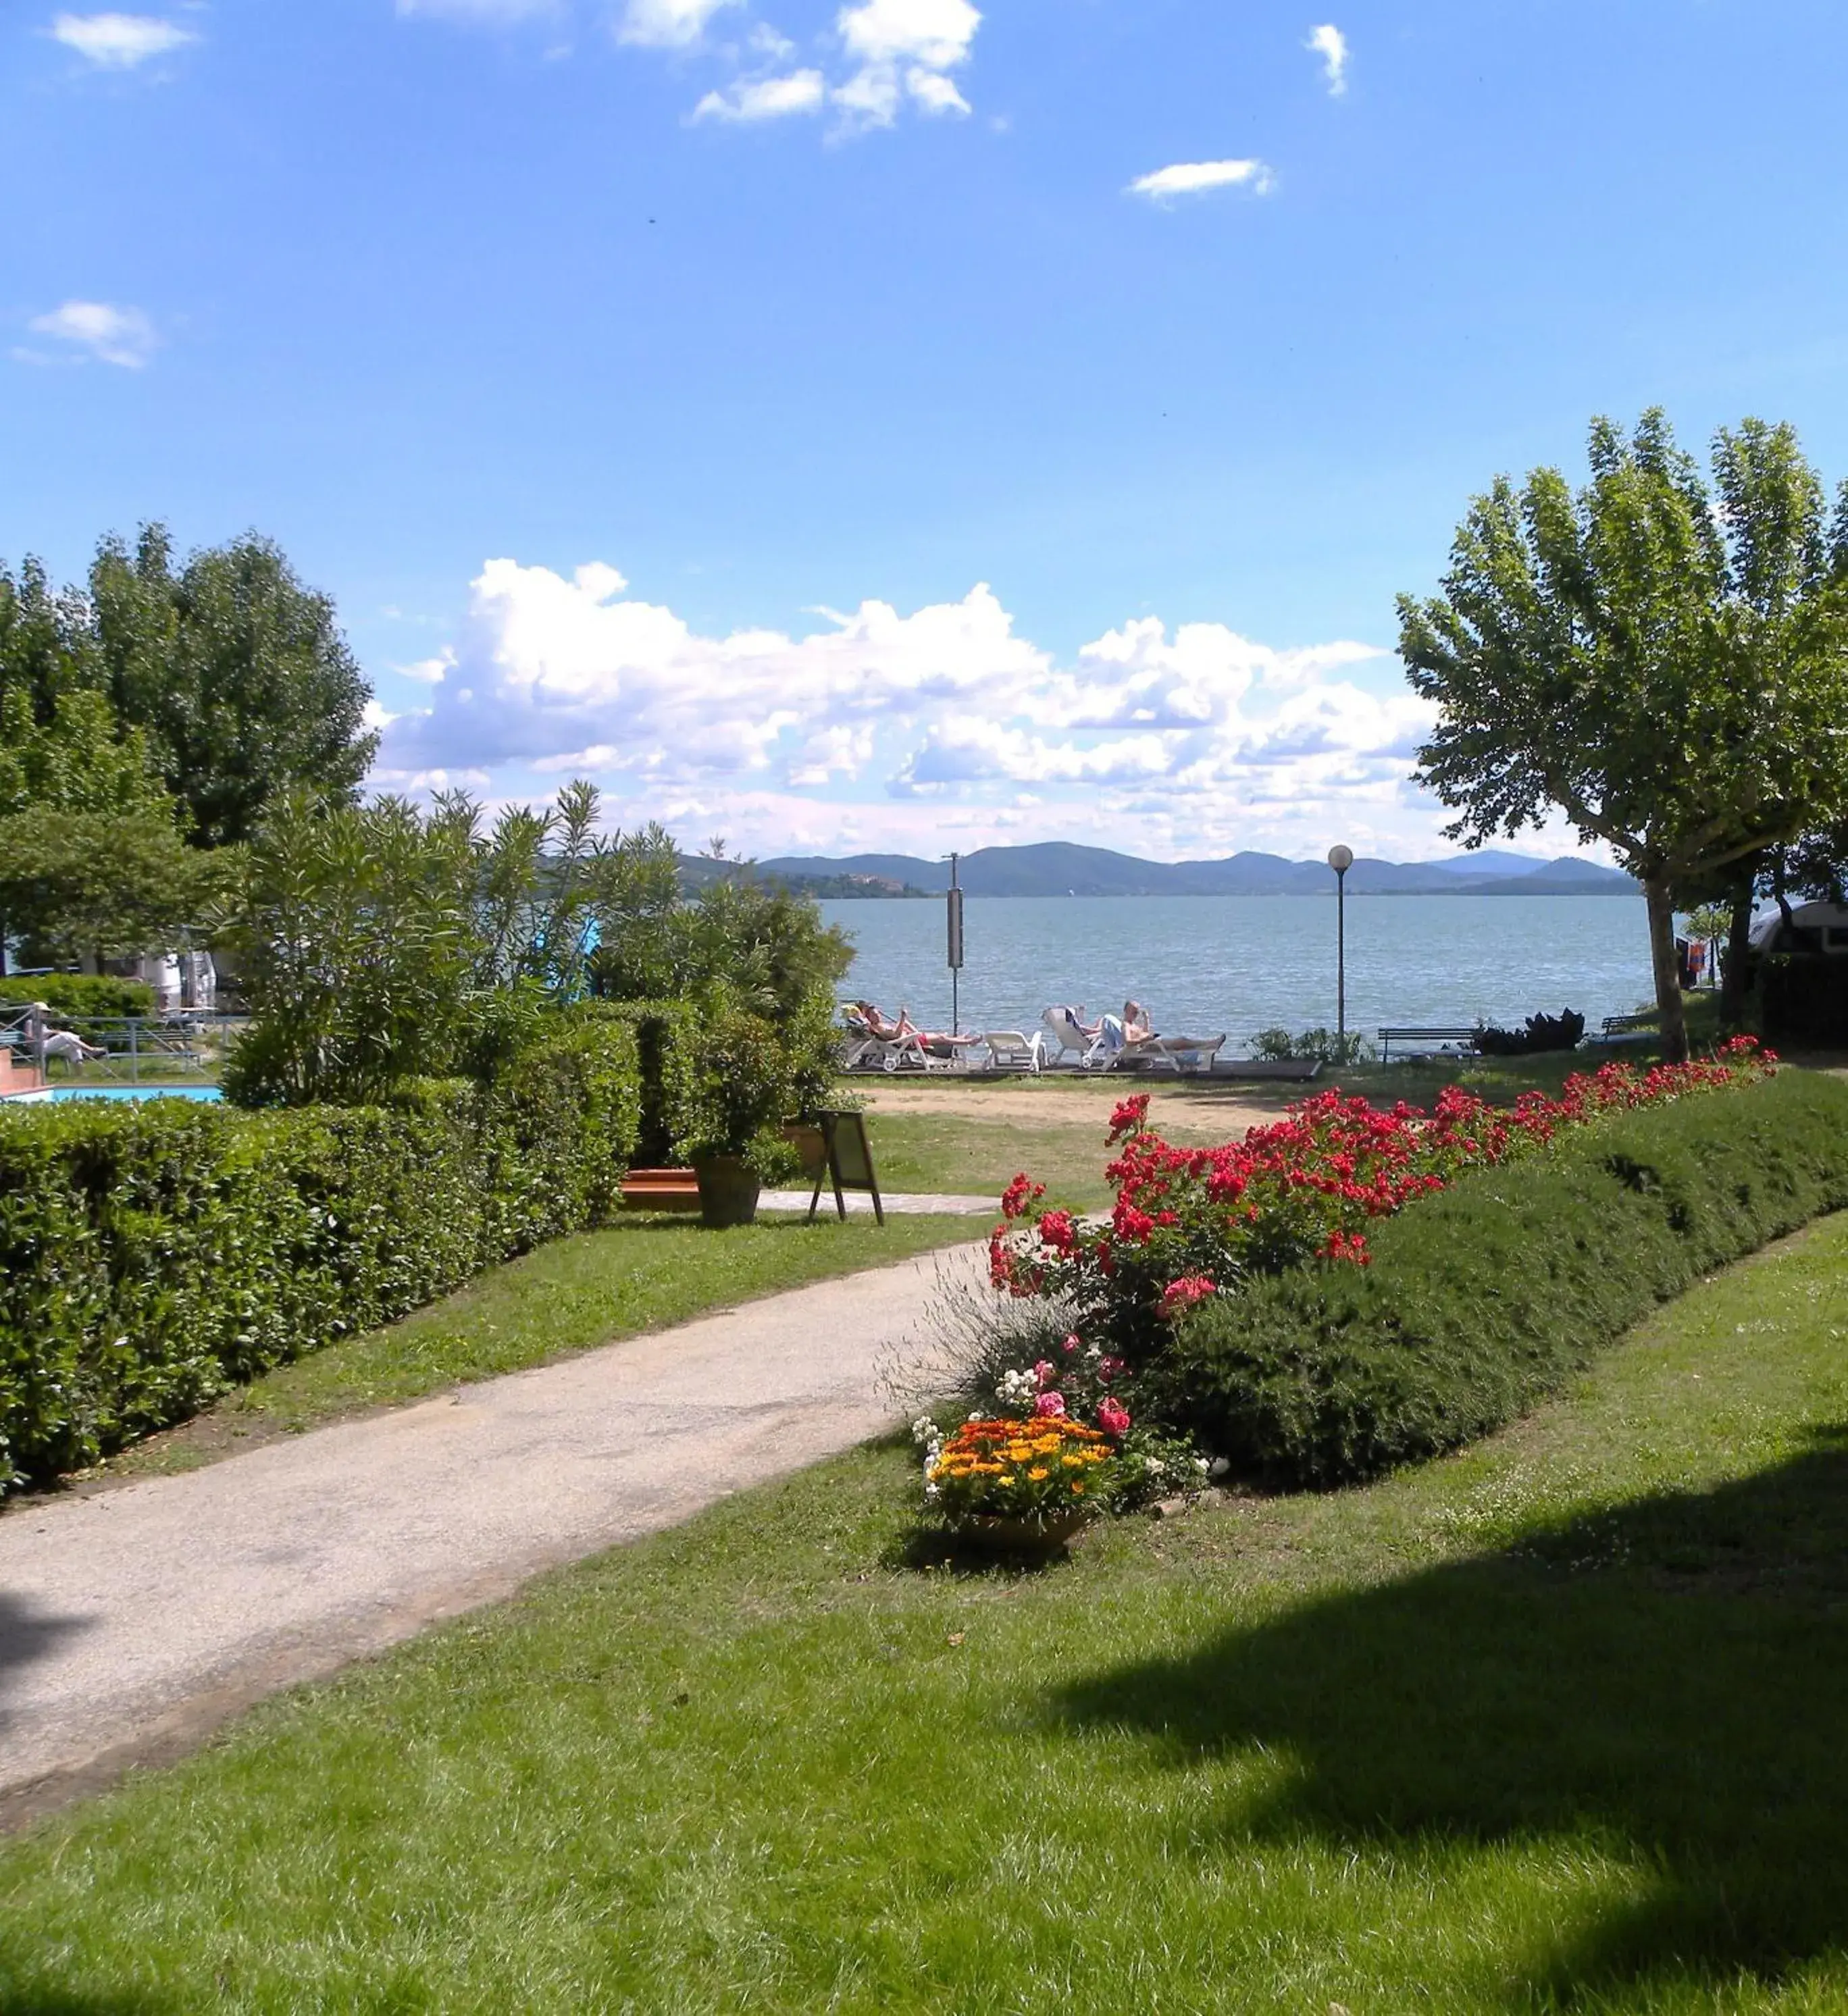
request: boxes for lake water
[822,893,1657,1048]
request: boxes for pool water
[48,1085,223,1103]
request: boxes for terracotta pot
[694,1154,761,1228]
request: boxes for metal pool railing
[0,1013,244,1085]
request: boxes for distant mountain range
[739,842,1635,899]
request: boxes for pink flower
[1034,1359,1058,1389]
[1096,1396,1131,1437]
[1156,1274,1216,1322]
[1062,1331,1081,1354]
[1033,1391,1067,1417]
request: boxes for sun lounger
[1114,1033,1227,1075]
[981,1030,1045,1072]
[1041,1006,1111,1069]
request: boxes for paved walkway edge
[0,1240,985,1831]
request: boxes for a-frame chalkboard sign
[807,1110,886,1226]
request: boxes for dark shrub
[1156,1070,1848,1491]
[1471,1008,1586,1056]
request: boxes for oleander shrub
[0,1019,641,1491]
[1154,1067,1848,1489]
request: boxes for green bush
[0,974,157,1023]
[0,1020,640,1491]
[1158,1070,1848,1491]
[573,1000,701,1164]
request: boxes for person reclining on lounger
[1071,999,1150,1058]
[852,1001,981,1056]
[26,1004,107,1066]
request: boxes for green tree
[1399,411,1848,1061]
[90,524,378,847]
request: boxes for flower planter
[694,1154,761,1228]
[958,1511,1091,1558]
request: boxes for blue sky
[6,0,1847,863]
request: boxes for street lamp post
[1327,845,1354,1055]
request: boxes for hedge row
[1160,1069,1848,1491]
[0,975,157,1023]
[0,1020,641,1491]
[573,1000,702,1163]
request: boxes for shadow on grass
[0,1978,172,2016]
[1050,1426,1848,2006]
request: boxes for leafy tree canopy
[1399,410,1848,1059]
[90,525,377,847]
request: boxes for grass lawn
[865,1107,1126,1210]
[7,1212,1848,2009]
[82,1212,978,1483]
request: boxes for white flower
[911,1415,938,1446]
[996,1366,1037,1407]
[968,1410,984,1422]
[1146,1457,1166,1476]
[1194,1457,1211,1474]
[1208,1457,1231,1478]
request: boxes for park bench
[1592,1012,1654,1044]
[618,1167,702,1212]
[1377,1025,1478,1064]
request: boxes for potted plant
[919,1413,1120,1556]
[672,1000,803,1227]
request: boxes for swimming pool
[48,1085,223,1103]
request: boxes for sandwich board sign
[807,1110,885,1225]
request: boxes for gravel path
[0,1240,983,1828]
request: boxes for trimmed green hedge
[1160,1069,1848,1491]
[575,1000,702,1163]
[0,975,157,1023]
[0,1020,641,1491]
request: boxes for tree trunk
[1720,876,1755,1029]
[1643,876,1689,1062]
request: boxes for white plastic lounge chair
[981,1030,1044,1073]
[838,1006,892,1072]
[1115,1033,1227,1075]
[1041,1006,1111,1070]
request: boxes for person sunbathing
[852,1001,980,1054]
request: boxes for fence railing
[0,1014,244,1085]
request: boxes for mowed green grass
[7,1214,1848,2010]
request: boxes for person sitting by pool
[27,1004,107,1066]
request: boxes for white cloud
[1307,22,1348,96]
[371,557,1458,860]
[834,0,979,128]
[25,300,157,367]
[838,0,978,69]
[694,67,825,120]
[50,11,197,66]
[1129,159,1277,201]
[618,0,738,48]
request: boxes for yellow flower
[1061,1454,1085,1469]
[1028,1466,1050,1481]
[1070,1481,1086,1495]
[1032,1437,1059,1455]
[1006,1443,1033,1463]
[998,1474,1016,1487]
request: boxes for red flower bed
[988,1038,1775,1356]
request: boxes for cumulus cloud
[1129,159,1277,201]
[373,557,1447,858]
[833,0,979,128]
[1307,22,1347,95]
[694,67,825,120]
[23,300,157,367]
[50,11,197,66]
[617,0,739,46]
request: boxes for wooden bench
[1592,1012,1654,1044]
[1377,1025,1478,1064]
[618,1166,702,1212]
